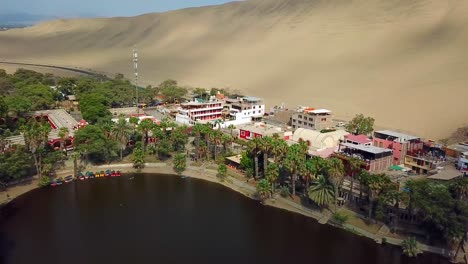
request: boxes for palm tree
[271,137,288,163]
[327,157,345,211]
[227,124,236,137]
[129,116,139,135]
[70,151,81,177]
[347,157,363,205]
[304,157,321,191]
[111,117,132,160]
[284,143,307,196]
[210,130,223,161]
[259,136,274,176]
[138,119,154,148]
[365,173,392,218]
[221,134,233,154]
[173,153,187,175]
[401,237,421,257]
[58,127,70,154]
[308,175,335,208]
[247,137,263,178]
[256,178,272,202]
[265,163,280,193]
[20,120,51,179]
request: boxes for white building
[225,96,265,122]
[458,151,468,175]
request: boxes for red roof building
[344,134,372,146]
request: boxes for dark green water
[0,174,450,264]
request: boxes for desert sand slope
[0,0,467,139]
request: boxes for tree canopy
[345,114,375,135]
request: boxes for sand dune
[1,0,467,139]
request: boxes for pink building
[373,130,423,165]
[344,134,372,146]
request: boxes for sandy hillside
[0,0,467,139]
[0,63,84,77]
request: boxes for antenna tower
[133,47,139,115]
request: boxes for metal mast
[133,47,139,115]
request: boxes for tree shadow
[0,232,15,264]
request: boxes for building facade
[373,130,423,165]
[175,98,224,126]
[458,152,468,175]
[225,96,265,122]
[238,122,292,141]
[336,142,393,172]
[291,109,333,131]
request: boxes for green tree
[327,158,345,211]
[347,157,363,205]
[132,142,145,169]
[70,151,80,177]
[74,125,118,164]
[58,127,70,154]
[270,136,288,163]
[227,124,236,137]
[79,93,112,124]
[284,143,307,196]
[170,125,189,152]
[173,153,186,175]
[256,178,271,201]
[345,114,375,135]
[265,163,280,193]
[0,96,8,118]
[0,145,35,183]
[138,119,154,148]
[159,80,187,103]
[111,117,132,160]
[17,84,57,110]
[304,157,322,191]
[5,95,31,116]
[240,151,254,173]
[247,137,263,178]
[308,175,335,208]
[401,237,421,257]
[217,163,228,181]
[20,119,51,178]
[259,136,274,176]
[404,179,468,243]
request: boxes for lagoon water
[0,174,449,264]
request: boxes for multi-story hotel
[175,98,224,126]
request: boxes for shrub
[332,212,349,225]
[401,237,421,257]
[39,176,51,187]
[217,164,227,182]
[280,186,291,198]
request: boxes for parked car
[64,175,74,183]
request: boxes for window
[298,115,302,119]
[309,118,313,121]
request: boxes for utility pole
[133,47,139,115]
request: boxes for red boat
[111,171,116,177]
[78,175,85,180]
[116,171,121,177]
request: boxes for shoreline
[0,162,453,260]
